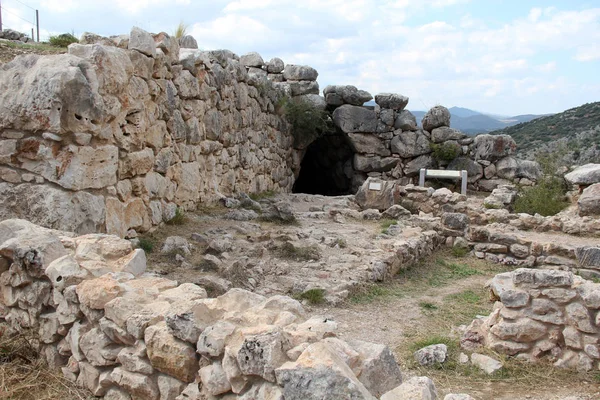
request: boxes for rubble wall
[464,268,600,372]
[0,218,409,399]
[0,27,313,237]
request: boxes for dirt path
[307,268,600,400]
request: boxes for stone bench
[419,168,468,195]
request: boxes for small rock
[470,353,502,374]
[414,344,447,366]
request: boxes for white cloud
[575,45,600,62]
[113,0,190,14]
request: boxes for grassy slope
[489,101,600,156]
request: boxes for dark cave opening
[292,131,356,196]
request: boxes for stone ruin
[0,218,459,400]
[0,26,540,239]
[2,25,600,399]
[463,267,600,372]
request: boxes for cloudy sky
[2,0,599,115]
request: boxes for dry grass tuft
[0,330,92,400]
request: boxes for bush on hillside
[49,33,78,47]
[513,150,569,216]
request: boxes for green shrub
[296,288,326,305]
[276,242,321,261]
[166,207,186,225]
[431,142,460,163]
[279,96,330,148]
[49,33,78,47]
[138,238,154,253]
[451,246,469,258]
[514,181,568,216]
[513,150,569,216]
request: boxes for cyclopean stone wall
[0,26,532,238]
[0,218,422,399]
[463,268,600,372]
[0,27,313,237]
[323,90,541,193]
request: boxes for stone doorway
[292,131,356,196]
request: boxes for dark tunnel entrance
[292,131,356,196]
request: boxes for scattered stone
[414,344,447,366]
[380,376,438,400]
[470,353,502,374]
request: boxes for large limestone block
[431,127,466,143]
[199,362,231,395]
[422,106,450,132]
[349,340,403,397]
[0,219,68,272]
[79,327,123,366]
[240,52,264,67]
[128,26,156,57]
[404,154,435,176]
[77,275,125,309]
[565,164,600,185]
[374,93,408,111]
[324,85,372,106]
[576,247,600,270]
[18,143,118,190]
[0,54,105,134]
[347,133,391,156]
[391,130,431,158]
[472,134,517,162]
[0,183,105,234]
[353,155,398,173]
[578,183,600,216]
[355,178,402,211]
[380,376,438,400]
[179,35,198,49]
[394,110,417,131]
[145,322,198,383]
[282,64,318,81]
[237,329,288,382]
[275,341,377,400]
[68,43,134,95]
[489,318,547,342]
[111,367,160,400]
[333,105,378,133]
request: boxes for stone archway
[292,130,356,196]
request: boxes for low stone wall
[0,219,414,399]
[463,268,600,372]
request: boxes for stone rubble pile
[0,29,32,43]
[463,268,600,372]
[1,218,454,399]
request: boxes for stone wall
[0,218,415,399]
[0,27,309,237]
[463,268,600,372]
[323,89,540,193]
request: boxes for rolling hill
[489,102,600,164]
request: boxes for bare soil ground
[0,40,65,65]
[142,193,600,399]
[308,253,600,400]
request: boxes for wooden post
[0,0,3,32]
[31,28,34,41]
[461,170,468,196]
[35,9,39,42]
[419,169,426,188]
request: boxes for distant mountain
[448,106,481,118]
[408,108,546,135]
[489,102,600,164]
[362,103,548,135]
